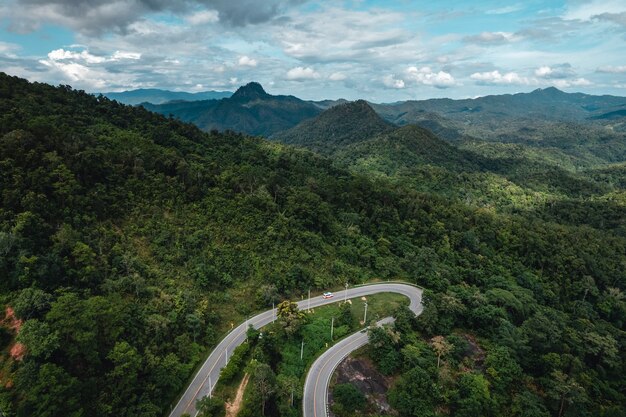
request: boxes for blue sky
[1,0,625,101]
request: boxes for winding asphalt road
[302,284,422,417]
[168,282,422,417]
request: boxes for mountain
[273,100,393,152]
[371,88,626,169]
[271,98,600,215]
[1,72,625,417]
[333,124,483,174]
[373,87,626,126]
[142,82,322,136]
[310,98,350,109]
[101,88,232,105]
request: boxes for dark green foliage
[368,326,401,375]
[196,395,225,417]
[333,383,366,415]
[337,302,355,327]
[273,100,393,152]
[219,343,249,383]
[389,366,439,417]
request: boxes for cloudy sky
[1,0,625,101]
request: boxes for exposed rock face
[330,356,396,416]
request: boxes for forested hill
[141,82,321,137]
[272,100,393,152]
[0,73,625,417]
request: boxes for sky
[0,0,625,101]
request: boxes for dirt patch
[2,307,22,333]
[225,373,250,417]
[330,356,397,416]
[2,306,25,361]
[10,343,26,361]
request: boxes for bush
[333,383,366,412]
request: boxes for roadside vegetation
[198,293,406,417]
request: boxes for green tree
[276,300,306,337]
[16,319,59,359]
[12,287,52,319]
[196,395,225,417]
[252,363,276,416]
[454,373,493,417]
[389,366,438,417]
[333,383,366,414]
[18,363,83,417]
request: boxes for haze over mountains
[101,88,232,105]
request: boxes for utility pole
[300,340,304,360]
[272,301,275,320]
[209,375,212,399]
[225,348,228,364]
[344,282,349,302]
[331,317,334,340]
[363,301,368,326]
[308,288,311,312]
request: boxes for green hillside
[142,82,321,137]
[272,100,393,152]
[0,74,625,417]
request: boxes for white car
[322,292,334,299]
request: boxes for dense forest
[0,73,625,417]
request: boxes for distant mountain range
[280,100,626,205]
[134,84,626,143]
[373,87,626,126]
[142,82,321,137]
[101,88,232,105]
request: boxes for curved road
[169,282,422,417]
[303,284,422,417]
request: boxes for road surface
[302,283,422,417]
[169,282,422,417]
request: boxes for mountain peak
[530,86,566,97]
[231,82,269,101]
[274,99,393,150]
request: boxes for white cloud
[278,7,413,63]
[112,51,141,60]
[534,64,575,79]
[0,41,19,55]
[383,74,405,89]
[329,72,347,81]
[535,66,552,77]
[238,55,258,67]
[470,70,533,85]
[563,0,626,21]
[286,66,320,80]
[186,10,219,25]
[405,66,456,88]
[597,65,626,73]
[48,48,106,64]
